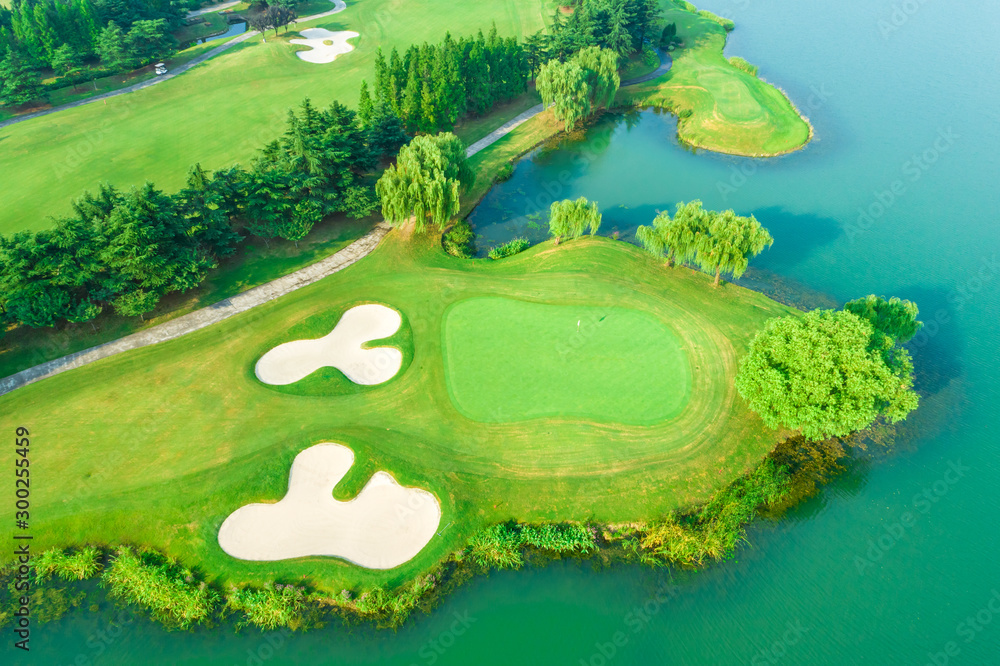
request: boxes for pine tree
[358,79,374,128]
[401,57,422,132]
[0,49,43,106]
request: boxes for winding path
[0,49,674,397]
[0,0,349,131]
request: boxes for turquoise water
[14,0,1000,663]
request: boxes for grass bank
[617,0,812,157]
[0,227,796,597]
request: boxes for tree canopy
[375,133,470,232]
[549,197,602,243]
[735,308,920,440]
[536,46,620,131]
[636,201,772,285]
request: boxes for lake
[23,0,1000,663]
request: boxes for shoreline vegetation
[2,428,875,632]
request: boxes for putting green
[443,298,690,424]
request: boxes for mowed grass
[0,231,797,592]
[618,1,811,156]
[0,0,550,235]
[443,298,690,424]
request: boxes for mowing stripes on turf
[442,297,692,425]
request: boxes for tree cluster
[0,0,180,77]
[361,25,530,136]
[246,2,297,40]
[0,98,401,330]
[636,200,773,285]
[525,0,662,64]
[536,45,619,130]
[735,298,921,441]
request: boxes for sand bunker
[218,443,441,568]
[291,28,359,64]
[255,303,402,386]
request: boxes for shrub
[494,161,515,183]
[443,218,476,258]
[34,547,103,582]
[487,237,530,260]
[226,583,305,630]
[728,56,758,77]
[468,523,524,568]
[101,547,219,629]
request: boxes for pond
[196,20,248,44]
[22,0,1000,663]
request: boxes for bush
[443,218,476,258]
[728,56,758,77]
[487,237,529,260]
[494,161,515,183]
[101,547,219,629]
[33,547,102,582]
[226,583,305,630]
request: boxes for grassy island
[618,1,813,156]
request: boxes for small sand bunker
[255,303,402,386]
[291,28,359,64]
[218,443,441,568]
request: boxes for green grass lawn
[0,0,550,236]
[0,230,796,592]
[443,298,690,424]
[617,0,811,156]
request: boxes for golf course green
[620,1,812,156]
[0,231,796,591]
[443,298,690,424]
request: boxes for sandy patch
[255,303,402,386]
[291,28,359,64]
[218,443,441,569]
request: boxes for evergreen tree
[96,21,131,71]
[401,56,422,132]
[357,79,374,128]
[0,49,43,106]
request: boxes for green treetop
[735,308,920,440]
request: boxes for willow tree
[536,59,591,131]
[574,46,620,108]
[549,197,601,244]
[375,133,470,232]
[696,209,773,286]
[735,309,920,440]
[636,201,710,267]
[536,47,620,131]
[844,295,922,345]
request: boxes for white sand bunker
[255,303,403,386]
[291,28,359,64]
[218,443,441,568]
